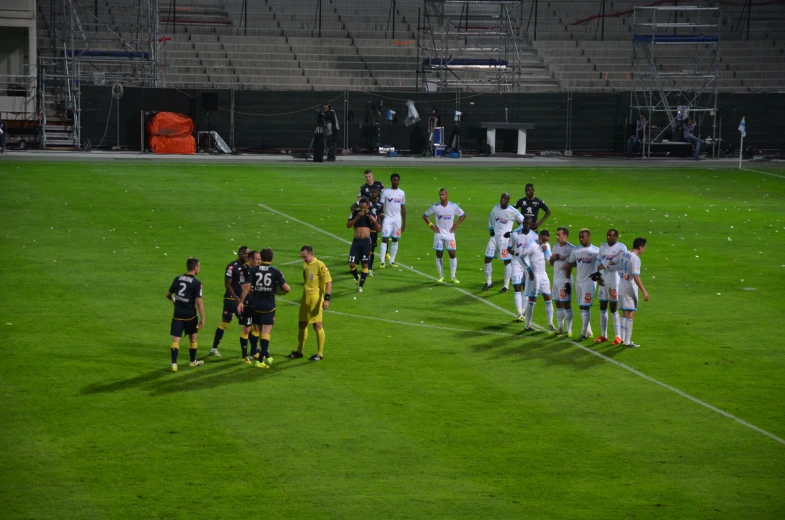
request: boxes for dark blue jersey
[169,274,203,319]
[250,264,286,312]
[349,209,374,229]
[223,259,246,300]
[514,196,549,223]
[358,180,384,201]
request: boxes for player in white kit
[517,230,555,332]
[564,228,600,341]
[483,193,524,293]
[595,229,627,345]
[508,216,540,320]
[379,173,406,269]
[423,188,466,283]
[618,237,650,348]
[549,227,575,337]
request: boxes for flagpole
[738,116,746,169]
[738,132,744,169]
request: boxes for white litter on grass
[728,237,732,241]
[7,323,11,326]
[718,293,721,296]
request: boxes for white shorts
[485,235,512,261]
[552,276,574,303]
[510,258,526,285]
[576,280,597,307]
[597,273,621,302]
[381,217,402,239]
[618,283,639,311]
[526,271,551,297]
[433,233,456,251]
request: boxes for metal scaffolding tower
[418,0,525,92]
[630,5,720,158]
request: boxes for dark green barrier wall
[79,87,784,153]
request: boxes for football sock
[260,333,271,358]
[514,291,524,315]
[350,267,359,280]
[249,331,259,356]
[212,326,225,349]
[297,327,308,353]
[189,342,198,363]
[368,251,375,270]
[449,257,457,278]
[503,263,512,289]
[390,241,399,263]
[565,309,574,334]
[612,312,621,339]
[171,341,179,364]
[556,308,565,331]
[240,333,249,358]
[484,263,493,284]
[435,257,444,278]
[620,318,628,343]
[625,319,634,344]
[545,300,554,326]
[316,328,326,356]
[524,301,535,328]
[581,309,590,335]
[600,309,609,338]
[379,242,388,263]
[360,268,368,287]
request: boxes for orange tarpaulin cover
[146,112,195,154]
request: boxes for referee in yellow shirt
[288,245,333,360]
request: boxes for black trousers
[325,133,337,159]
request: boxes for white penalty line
[258,203,785,446]
[740,167,785,180]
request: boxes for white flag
[738,117,746,138]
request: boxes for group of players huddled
[165,171,651,372]
[484,184,650,348]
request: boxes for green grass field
[1,160,784,519]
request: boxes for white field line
[259,203,785,446]
[740,167,785,180]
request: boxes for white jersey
[620,250,642,290]
[488,204,524,235]
[552,242,575,282]
[597,242,627,275]
[424,201,465,237]
[520,240,551,275]
[508,228,539,257]
[568,244,600,284]
[381,188,406,219]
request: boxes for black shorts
[237,303,254,327]
[252,310,276,326]
[171,316,198,337]
[370,232,378,249]
[221,299,238,322]
[349,237,371,264]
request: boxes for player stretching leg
[423,188,466,283]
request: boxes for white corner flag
[738,117,746,168]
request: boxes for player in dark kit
[347,197,381,292]
[514,183,551,231]
[354,169,385,206]
[238,250,260,363]
[165,257,206,372]
[210,246,249,357]
[367,186,383,274]
[238,248,290,368]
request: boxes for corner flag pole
[738,117,746,169]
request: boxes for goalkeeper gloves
[503,231,511,238]
[589,271,603,282]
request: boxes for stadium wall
[79,87,785,154]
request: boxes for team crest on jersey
[559,289,567,299]
[449,240,456,249]
[610,289,617,299]
[395,228,401,237]
[501,248,510,259]
[584,292,592,303]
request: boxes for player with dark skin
[514,184,551,230]
[597,229,620,315]
[347,198,381,291]
[485,192,515,275]
[210,246,249,357]
[423,189,466,263]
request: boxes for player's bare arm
[368,213,381,232]
[196,297,205,329]
[633,275,650,301]
[237,282,251,313]
[423,215,438,233]
[401,205,407,232]
[322,281,332,309]
[346,210,365,228]
[450,214,466,233]
[225,276,240,300]
[535,208,551,230]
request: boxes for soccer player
[483,192,524,292]
[367,186,383,274]
[423,188,466,283]
[237,250,260,363]
[239,248,290,368]
[595,229,628,345]
[210,246,249,358]
[549,227,575,336]
[564,228,600,341]
[347,198,380,292]
[508,216,539,320]
[379,173,406,269]
[289,245,332,361]
[355,169,385,205]
[165,257,205,372]
[618,238,650,348]
[514,183,551,230]
[517,230,555,331]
